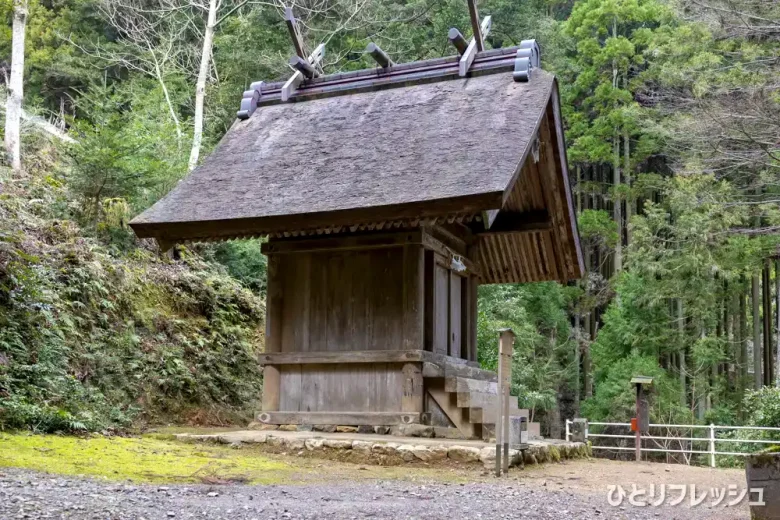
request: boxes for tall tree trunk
[188,0,217,171]
[740,282,748,390]
[151,54,182,142]
[763,262,773,386]
[753,274,763,389]
[5,0,28,172]
[776,259,780,387]
[623,77,632,247]
[677,299,686,409]
[611,18,622,274]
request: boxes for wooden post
[366,43,393,68]
[262,255,283,411]
[402,244,424,351]
[466,0,484,52]
[635,384,641,462]
[402,363,424,413]
[448,28,468,55]
[495,329,514,476]
[284,6,306,59]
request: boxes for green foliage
[744,388,780,429]
[0,158,264,433]
[477,283,574,418]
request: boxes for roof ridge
[237,44,540,116]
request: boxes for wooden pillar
[402,363,424,413]
[263,254,283,411]
[467,276,479,362]
[402,244,425,351]
[495,329,514,476]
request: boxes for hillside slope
[0,161,265,432]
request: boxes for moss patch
[0,433,481,485]
[0,433,292,484]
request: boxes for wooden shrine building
[130,7,583,439]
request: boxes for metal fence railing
[565,420,780,468]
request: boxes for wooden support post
[402,363,424,413]
[468,276,479,362]
[635,384,642,462]
[262,255,283,411]
[458,16,492,77]
[495,329,514,476]
[402,244,425,351]
[366,42,393,68]
[466,0,484,52]
[448,28,468,55]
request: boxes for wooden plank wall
[278,247,410,352]
[279,363,404,412]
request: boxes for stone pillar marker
[571,418,588,443]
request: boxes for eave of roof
[130,48,554,245]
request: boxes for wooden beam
[421,231,481,277]
[283,6,306,59]
[260,349,428,366]
[289,55,317,79]
[458,16,492,77]
[402,363,424,413]
[448,28,468,55]
[366,42,393,68]
[467,0,484,52]
[426,381,478,438]
[259,349,482,369]
[257,411,421,425]
[281,43,325,102]
[476,210,552,235]
[262,230,424,255]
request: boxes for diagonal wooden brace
[458,16,492,77]
[282,43,325,102]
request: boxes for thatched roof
[130,47,583,283]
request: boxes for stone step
[468,407,529,425]
[421,362,497,382]
[444,377,497,394]
[456,391,521,410]
[481,420,541,441]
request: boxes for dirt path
[0,459,751,519]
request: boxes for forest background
[1,0,779,442]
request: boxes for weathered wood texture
[258,411,421,425]
[472,95,583,283]
[279,363,405,412]
[275,247,408,353]
[131,72,557,240]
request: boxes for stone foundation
[174,430,590,470]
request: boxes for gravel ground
[0,466,748,520]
